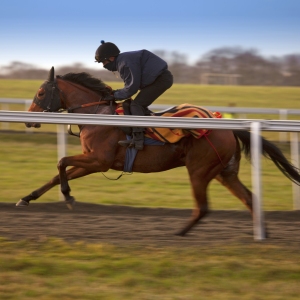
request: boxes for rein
[65,100,110,113]
[203,134,227,168]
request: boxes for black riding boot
[132,131,144,150]
[118,130,144,150]
[118,103,146,150]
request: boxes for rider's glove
[103,95,115,102]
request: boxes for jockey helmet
[95,40,120,63]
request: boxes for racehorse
[17,66,300,237]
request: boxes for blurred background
[0,0,299,85]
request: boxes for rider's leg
[133,69,173,110]
[118,70,173,150]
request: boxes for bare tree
[1,48,300,86]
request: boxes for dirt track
[0,202,299,247]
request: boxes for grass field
[1,79,300,109]
[0,80,300,300]
[0,238,299,300]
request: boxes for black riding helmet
[95,40,120,63]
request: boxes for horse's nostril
[35,124,41,128]
[25,123,31,128]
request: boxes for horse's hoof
[65,197,75,210]
[16,199,29,207]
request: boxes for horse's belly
[131,145,185,173]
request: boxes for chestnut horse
[17,67,300,236]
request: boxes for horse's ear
[48,66,55,82]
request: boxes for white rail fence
[2,98,300,118]
[0,110,300,241]
[2,97,300,142]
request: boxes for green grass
[0,132,295,210]
[0,238,299,300]
[0,79,44,99]
[1,79,300,109]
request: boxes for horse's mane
[60,72,110,96]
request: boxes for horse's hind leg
[215,172,253,213]
[215,155,253,214]
[215,163,269,237]
[16,167,94,207]
[176,177,209,236]
[177,162,217,236]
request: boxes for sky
[0,0,299,71]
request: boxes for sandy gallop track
[0,202,299,247]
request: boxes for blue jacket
[113,50,168,100]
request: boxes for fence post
[57,124,67,200]
[251,121,266,240]
[290,132,300,210]
[1,104,9,130]
[25,100,33,133]
[279,109,288,142]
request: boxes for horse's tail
[233,130,300,186]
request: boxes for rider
[95,40,173,150]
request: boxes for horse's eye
[37,88,45,99]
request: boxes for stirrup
[118,139,144,150]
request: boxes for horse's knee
[57,158,67,170]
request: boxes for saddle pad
[116,103,222,143]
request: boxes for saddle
[115,101,222,144]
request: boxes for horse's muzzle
[25,123,41,128]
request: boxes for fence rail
[2,97,300,142]
[0,110,299,241]
[2,97,300,116]
[1,110,300,131]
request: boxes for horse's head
[26,67,115,128]
[26,66,62,128]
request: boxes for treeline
[1,47,300,86]
[0,62,121,83]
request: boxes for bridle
[33,79,63,112]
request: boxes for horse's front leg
[16,167,95,207]
[57,153,108,209]
[58,160,75,209]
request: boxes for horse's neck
[58,78,113,114]
[97,104,116,115]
